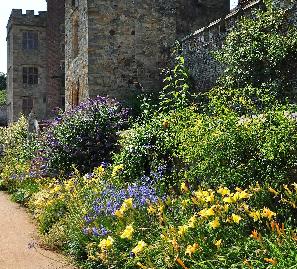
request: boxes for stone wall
[87,0,177,104]
[65,0,89,109]
[181,0,263,92]
[64,0,230,109]
[46,0,66,116]
[176,0,230,38]
[180,0,297,93]
[0,106,7,126]
[7,10,48,123]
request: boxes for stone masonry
[6,0,65,123]
[64,0,230,109]
[180,0,297,93]
[7,10,47,123]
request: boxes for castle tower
[64,0,230,109]
[7,10,48,123]
[46,0,66,116]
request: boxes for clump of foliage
[33,96,129,176]
[209,0,297,114]
[28,168,297,269]
[0,90,6,106]
[0,116,38,200]
[0,72,6,91]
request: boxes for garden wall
[0,106,7,126]
[181,0,297,92]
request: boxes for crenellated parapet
[7,9,47,35]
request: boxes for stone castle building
[7,0,233,122]
[6,0,65,123]
[64,0,230,109]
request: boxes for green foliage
[159,51,192,112]
[0,90,6,106]
[210,1,297,114]
[180,105,297,187]
[0,72,6,91]
[34,97,129,176]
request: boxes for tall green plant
[209,1,297,114]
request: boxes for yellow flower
[223,196,234,203]
[194,190,214,203]
[214,239,222,248]
[118,198,134,215]
[249,210,261,221]
[185,243,199,257]
[114,209,124,218]
[95,165,105,174]
[268,187,278,196]
[111,164,124,177]
[209,218,220,229]
[178,225,189,236]
[264,257,277,265]
[52,185,61,193]
[199,207,215,218]
[262,207,276,220]
[217,187,230,196]
[147,205,156,214]
[181,182,189,193]
[123,198,133,208]
[231,214,242,224]
[234,190,250,200]
[120,225,134,240]
[64,179,75,191]
[188,216,197,228]
[132,241,147,255]
[99,236,114,250]
[162,119,170,129]
[181,199,191,208]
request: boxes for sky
[0,0,47,73]
[0,0,238,74]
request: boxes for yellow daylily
[120,225,134,240]
[209,218,220,229]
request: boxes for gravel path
[0,192,76,269]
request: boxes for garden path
[0,192,76,269]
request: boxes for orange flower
[262,207,276,220]
[176,258,189,269]
[264,257,277,265]
[250,229,261,241]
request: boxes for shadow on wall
[0,106,7,126]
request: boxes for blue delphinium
[82,173,163,237]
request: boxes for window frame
[23,67,39,85]
[22,31,39,50]
[22,97,34,116]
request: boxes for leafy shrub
[180,104,297,187]
[33,97,129,176]
[0,90,6,106]
[0,116,38,195]
[209,1,297,114]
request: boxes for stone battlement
[7,9,47,34]
[181,0,263,46]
